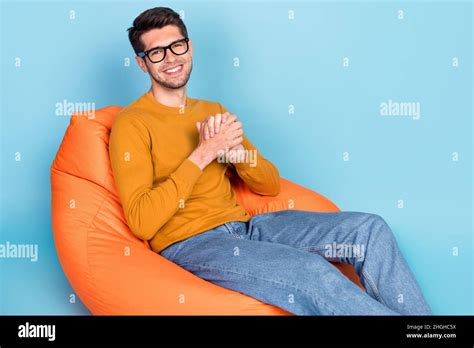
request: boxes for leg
[160,223,399,315]
[231,210,431,315]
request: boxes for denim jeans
[159,210,432,315]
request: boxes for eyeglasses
[138,37,190,63]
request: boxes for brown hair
[127,7,188,55]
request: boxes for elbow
[268,164,281,196]
[266,180,281,196]
[124,202,158,241]
[265,168,281,196]
[128,222,157,241]
[254,178,281,197]
[256,169,281,196]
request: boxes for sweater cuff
[172,158,203,188]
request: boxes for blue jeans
[159,210,432,315]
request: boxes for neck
[149,83,187,107]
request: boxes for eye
[150,48,164,56]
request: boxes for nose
[164,47,178,64]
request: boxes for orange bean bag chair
[50,105,364,315]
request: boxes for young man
[109,7,432,315]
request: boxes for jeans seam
[223,222,241,238]
[178,262,337,315]
[360,216,390,306]
[300,214,384,296]
[299,245,328,252]
[361,268,385,304]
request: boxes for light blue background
[0,0,472,315]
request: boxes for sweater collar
[143,90,197,117]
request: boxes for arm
[219,104,281,196]
[109,115,202,241]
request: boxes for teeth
[165,65,182,73]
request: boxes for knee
[364,213,395,243]
[364,213,387,225]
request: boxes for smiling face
[136,25,193,90]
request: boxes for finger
[199,122,206,140]
[229,144,241,150]
[228,145,244,154]
[196,121,201,132]
[233,128,244,137]
[228,128,243,141]
[203,123,210,140]
[229,121,242,131]
[230,136,243,147]
[199,120,206,135]
[222,112,229,124]
[226,113,237,124]
[207,115,215,137]
[215,113,222,133]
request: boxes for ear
[135,56,148,73]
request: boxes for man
[109,7,432,315]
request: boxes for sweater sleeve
[218,104,281,196]
[109,114,203,241]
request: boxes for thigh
[160,222,390,315]
[245,210,382,261]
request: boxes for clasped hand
[195,112,246,164]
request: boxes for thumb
[196,121,201,132]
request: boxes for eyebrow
[144,38,184,52]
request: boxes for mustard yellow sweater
[109,91,280,253]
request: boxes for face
[136,25,193,90]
